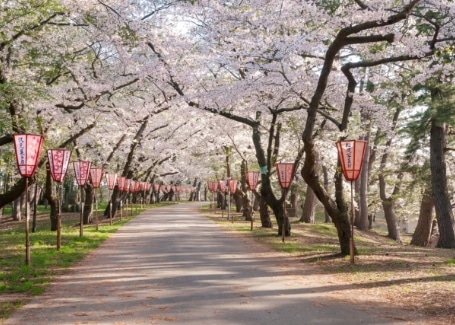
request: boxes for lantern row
[207,163,296,193]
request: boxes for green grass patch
[206,211,342,257]
[0,300,27,321]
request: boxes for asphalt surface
[5,202,422,324]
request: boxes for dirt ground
[202,206,455,325]
[249,219,455,324]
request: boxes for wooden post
[79,186,84,237]
[350,181,355,264]
[57,184,61,250]
[25,177,31,265]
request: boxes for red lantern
[47,149,72,183]
[90,167,103,188]
[126,179,133,192]
[218,180,226,193]
[13,134,44,178]
[275,163,294,190]
[154,183,160,192]
[336,140,368,265]
[117,176,127,191]
[47,149,71,251]
[246,171,260,191]
[12,133,44,265]
[336,140,367,182]
[105,173,117,190]
[73,160,91,238]
[73,161,91,186]
[129,180,135,192]
[129,180,137,192]
[229,179,237,193]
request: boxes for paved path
[5,203,421,324]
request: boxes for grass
[204,207,455,324]
[0,202,175,322]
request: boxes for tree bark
[322,165,331,223]
[377,107,403,242]
[357,135,370,231]
[288,185,298,218]
[378,171,402,242]
[251,115,290,236]
[32,183,39,232]
[189,178,198,201]
[83,185,94,224]
[258,194,272,228]
[44,169,59,231]
[430,120,455,248]
[241,160,254,221]
[12,193,25,221]
[381,197,401,242]
[300,184,316,223]
[301,139,352,255]
[233,189,243,213]
[1,177,28,211]
[252,193,259,211]
[411,188,434,247]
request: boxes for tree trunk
[322,165,331,223]
[276,198,290,237]
[357,137,370,231]
[103,187,119,219]
[411,188,434,247]
[300,184,316,223]
[243,195,254,221]
[256,193,272,228]
[430,120,455,248]
[32,183,39,232]
[253,193,259,211]
[382,198,401,242]
[83,185,94,224]
[0,176,33,210]
[217,191,225,209]
[195,181,202,201]
[251,115,289,236]
[44,170,59,231]
[288,185,298,218]
[233,190,243,213]
[301,139,352,255]
[241,160,254,221]
[12,193,25,221]
[376,107,403,242]
[378,171,401,242]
